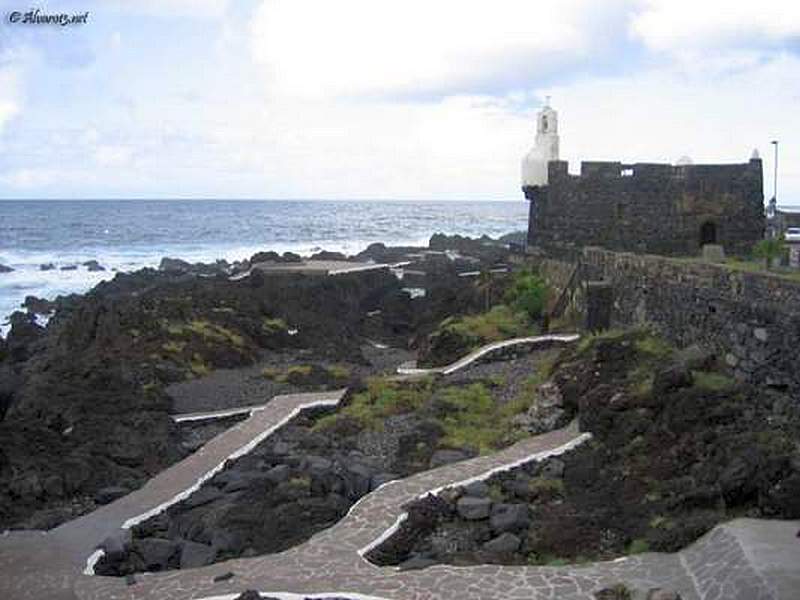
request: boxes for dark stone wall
[576,247,800,393]
[525,159,765,257]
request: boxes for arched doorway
[700,221,717,246]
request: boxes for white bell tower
[521,98,559,188]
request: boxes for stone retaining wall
[536,247,800,393]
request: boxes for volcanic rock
[456,496,492,520]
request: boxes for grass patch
[441,304,534,346]
[162,340,186,354]
[262,317,288,333]
[190,354,211,377]
[261,367,282,380]
[327,364,351,380]
[438,383,502,453]
[165,319,246,348]
[626,538,650,555]
[526,477,565,501]
[692,370,735,392]
[313,378,433,433]
[575,328,629,354]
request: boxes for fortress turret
[521,99,559,189]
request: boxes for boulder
[653,363,693,395]
[179,540,216,569]
[483,532,521,554]
[233,591,261,600]
[540,458,565,479]
[281,252,303,263]
[134,537,179,570]
[310,251,347,261]
[462,480,490,497]
[676,344,714,371]
[456,496,492,520]
[250,251,281,264]
[265,464,291,484]
[182,486,223,509]
[158,257,191,272]
[60,265,78,271]
[23,296,55,315]
[490,503,529,533]
[0,264,13,273]
[39,263,55,271]
[101,529,132,561]
[83,260,106,272]
[94,486,129,505]
[511,382,567,434]
[429,449,470,469]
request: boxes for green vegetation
[165,319,246,348]
[527,477,564,499]
[262,317,288,333]
[162,340,186,354]
[314,378,433,432]
[626,538,650,554]
[190,354,211,377]
[505,269,550,320]
[261,367,282,380]
[692,370,735,392]
[327,364,351,380]
[438,383,502,452]
[575,328,629,354]
[752,236,787,270]
[261,364,350,384]
[439,305,533,347]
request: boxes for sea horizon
[0,199,528,334]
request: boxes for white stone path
[1,335,798,600]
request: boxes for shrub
[505,270,549,320]
[626,539,650,554]
[753,237,786,270]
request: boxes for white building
[521,100,559,188]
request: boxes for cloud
[630,0,800,53]
[0,67,21,134]
[548,52,800,196]
[250,0,633,98]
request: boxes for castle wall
[526,159,765,257]
[536,247,800,394]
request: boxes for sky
[0,0,798,201]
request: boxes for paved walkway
[1,335,798,600]
[396,333,580,377]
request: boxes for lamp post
[771,140,778,205]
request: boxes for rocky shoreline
[367,331,800,570]
[0,233,515,530]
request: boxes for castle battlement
[543,158,763,184]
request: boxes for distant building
[521,102,765,257]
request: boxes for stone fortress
[521,102,765,257]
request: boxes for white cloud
[0,67,22,134]
[250,0,626,98]
[631,0,800,52]
[549,52,800,197]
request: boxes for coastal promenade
[1,336,798,600]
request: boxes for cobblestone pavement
[2,336,799,600]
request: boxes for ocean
[0,199,528,334]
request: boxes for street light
[771,140,778,206]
